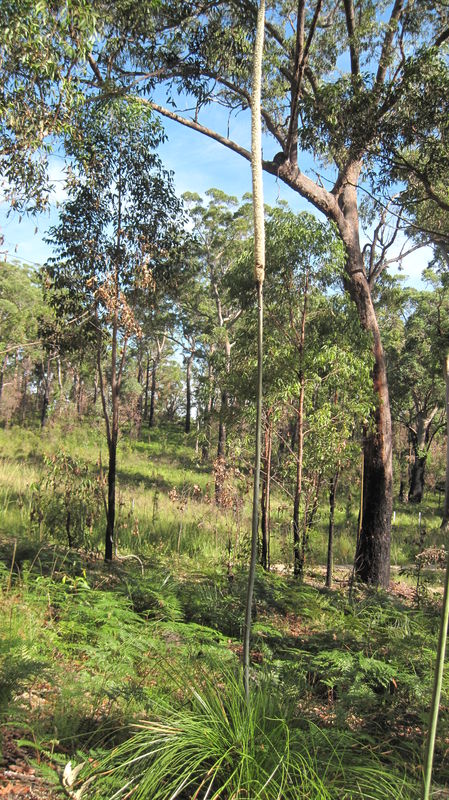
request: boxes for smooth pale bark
[243,0,265,701]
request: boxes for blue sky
[0,102,432,285]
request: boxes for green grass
[1,419,449,797]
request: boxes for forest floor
[0,422,448,798]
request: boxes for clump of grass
[77,669,417,800]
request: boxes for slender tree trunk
[217,391,227,457]
[149,359,157,428]
[105,428,117,561]
[243,0,265,701]
[185,354,192,433]
[202,352,214,461]
[293,273,308,578]
[0,356,6,402]
[41,356,52,428]
[261,412,272,570]
[93,372,98,406]
[143,352,150,420]
[441,353,449,529]
[326,468,340,589]
[137,350,143,419]
[293,374,305,576]
[57,357,63,394]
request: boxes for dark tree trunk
[293,273,308,578]
[137,350,143,419]
[408,453,427,504]
[202,354,214,461]
[143,352,150,420]
[441,354,449,530]
[185,354,192,433]
[41,356,52,428]
[149,359,157,428]
[269,158,393,588]
[346,239,392,588]
[105,432,117,561]
[326,469,340,589]
[261,413,272,570]
[408,408,439,504]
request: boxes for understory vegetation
[0,422,448,798]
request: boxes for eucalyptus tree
[182,190,251,460]
[0,262,43,420]
[385,288,445,504]
[84,0,449,585]
[46,99,183,560]
[229,207,373,578]
[0,0,97,211]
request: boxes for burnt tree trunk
[408,406,439,503]
[261,412,272,570]
[336,166,392,589]
[185,353,192,433]
[105,429,117,561]
[149,359,157,428]
[293,272,308,578]
[441,353,449,530]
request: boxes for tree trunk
[149,358,157,428]
[202,352,214,461]
[217,390,227,457]
[143,352,150,420]
[185,354,192,433]
[408,451,427,504]
[0,356,7,402]
[408,407,439,503]
[293,375,305,576]
[274,158,393,588]
[326,469,340,589]
[347,256,392,588]
[293,272,308,578]
[441,353,449,529]
[41,356,52,428]
[260,412,272,570]
[105,430,117,561]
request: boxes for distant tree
[386,288,445,504]
[0,262,44,422]
[46,99,182,560]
